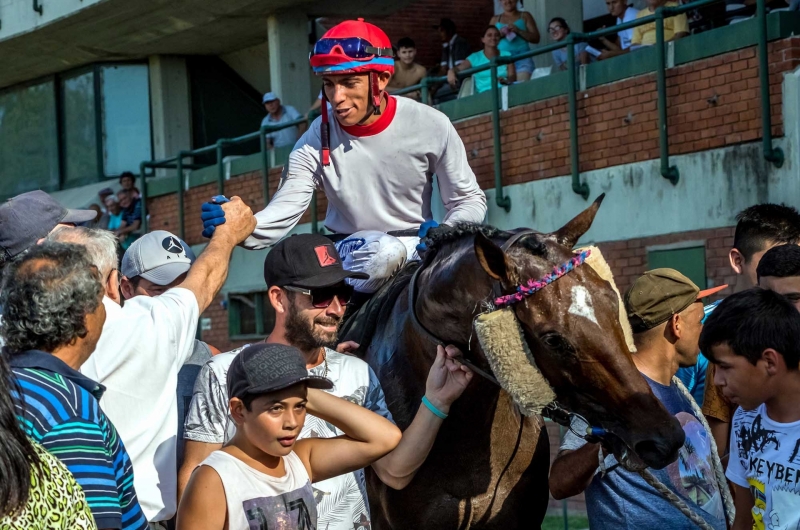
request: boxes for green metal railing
[140,0,783,233]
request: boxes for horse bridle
[409,229,607,440]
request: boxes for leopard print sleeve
[0,442,96,529]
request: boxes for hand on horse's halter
[424,345,474,415]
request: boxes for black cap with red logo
[263,233,369,289]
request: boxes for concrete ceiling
[0,0,410,89]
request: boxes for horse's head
[473,195,684,470]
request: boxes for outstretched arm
[294,389,402,483]
[549,444,601,499]
[434,120,488,225]
[202,131,321,250]
[371,345,473,489]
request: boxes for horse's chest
[372,393,550,530]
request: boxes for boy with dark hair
[177,343,401,530]
[757,244,800,310]
[699,288,800,530]
[699,203,800,457]
[387,37,427,101]
[731,204,800,284]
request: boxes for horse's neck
[415,248,493,347]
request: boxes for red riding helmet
[310,19,395,166]
[310,19,394,76]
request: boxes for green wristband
[422,396,448,419]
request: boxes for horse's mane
[423,223,546,259]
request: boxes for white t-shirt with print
[81,289,199,522]
[185,346,393,530]
[727,404,800,530]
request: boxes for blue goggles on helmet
[312,37,393,60]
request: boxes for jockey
[202,19,487,292]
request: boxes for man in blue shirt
[551,269,728,530]
[261,92,307,149]
[1,242,147,530]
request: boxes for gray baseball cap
[262,91,278,103]
[0,191,97,261]
[121,230,196,285]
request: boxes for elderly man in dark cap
[0,190,97,270]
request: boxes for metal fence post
[139,162,149,233]
[260,126,270,204]
[656,9,680,184]
[311,190,319,233]
[490,57,511,212]
[421,77,430,106]
[567,35,590,200]
[758,0,785,167]
[176,152,186,241]
[216,140,225,196]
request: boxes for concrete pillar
[148,56,191,166]
[267,10,313,113]
[529,0,583,68]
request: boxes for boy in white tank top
[177,343,401,530]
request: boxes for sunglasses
[312,37,393,60]
[548,26,564,33]
[284,283,355,308]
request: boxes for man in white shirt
[598,0,639,60]
[180,233,473,530]
[200,19,486,294]
[79,197,255,527]
[261,92,307,149]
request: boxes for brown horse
[345,196,686,529]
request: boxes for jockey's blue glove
[416,220,439,253]
[201,195,230,239]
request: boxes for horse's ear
[553,193,605,248]
[475,232,508,280]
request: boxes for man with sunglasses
[201,19,486,295]
[181,234,473,530]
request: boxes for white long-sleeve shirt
[243,95,487,249]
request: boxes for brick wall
[457,38,800,190]
[325,0,495,69]
[598,226,735,297]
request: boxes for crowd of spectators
[0,187,475,529]
[3,186,800,530]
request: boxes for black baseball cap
[227,343,334,400]
[0,191,97,261]
[264,233,369,289]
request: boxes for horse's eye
[540,332,572,352]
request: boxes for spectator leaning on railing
[448,26,516,94]
[434,18,471,102]
[598,0,639,60]
[116,189,142,250]
[261,92,308,149]
[387,37,427,101]
[631,0,689,48]
[549,18,592,70]
[120,171,140,199]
